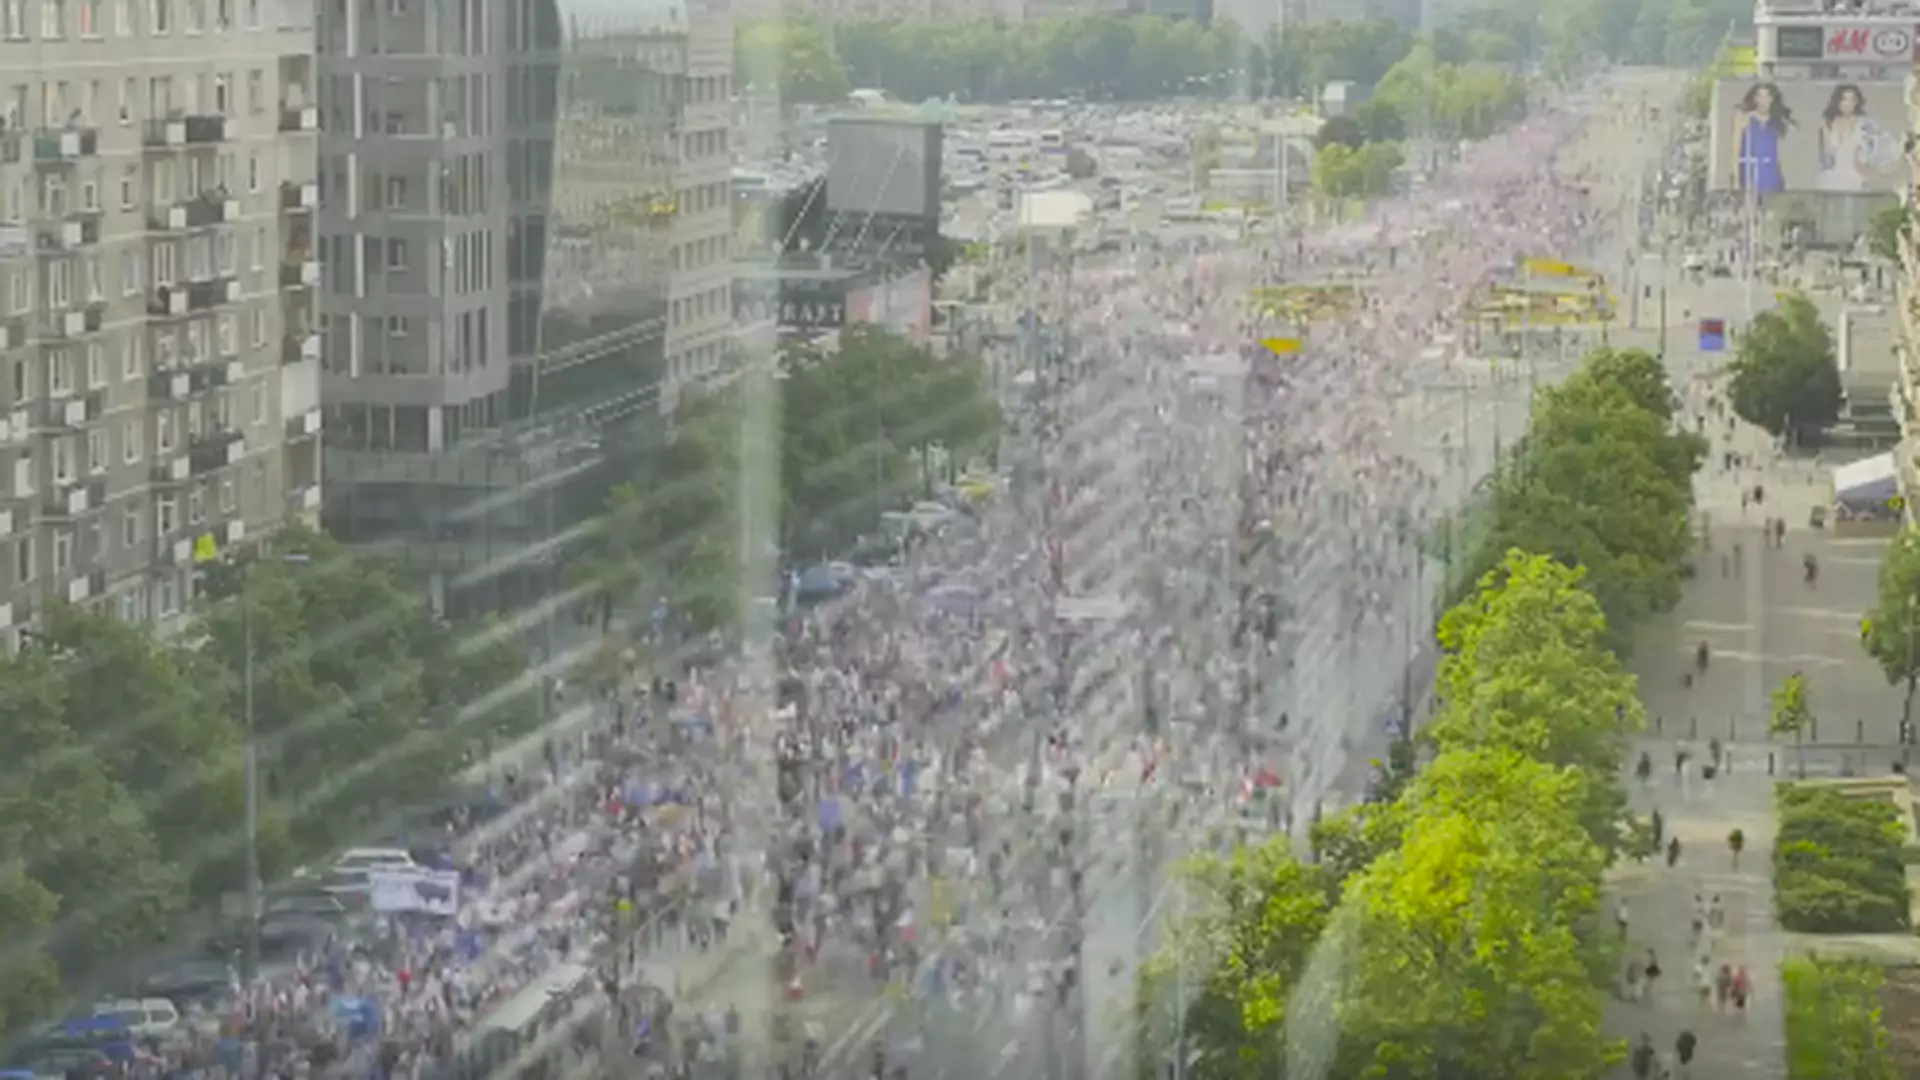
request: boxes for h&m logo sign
[1826,25,1916,58]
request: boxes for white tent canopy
[1832,451,1897,508]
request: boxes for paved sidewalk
[1605,754,1786,1080]
[1605,371,1820,1080]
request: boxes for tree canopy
[1456,348,1705,651]
[575,327,1001,635]
[1727,292,1843,444]
[1148,348,1701,1079]
[1862,529,1920,734]
[0,525,538,1037]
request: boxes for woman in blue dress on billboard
[1731,82,1791,194]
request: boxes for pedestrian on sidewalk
[1666,835,1682,868]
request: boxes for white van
[332,847,416,875]
[91,998,182,1041]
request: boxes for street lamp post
[240,551,311,981]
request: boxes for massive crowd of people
[87,76,1680,1080]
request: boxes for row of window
[10,66,288,134]
[4,153,294,229]
[7,469,261,606]
[0,235,285,313]
[0,0,271,46]
[9,312,275,394]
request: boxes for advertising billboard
[826,117,943,222]
[1707,79,1908,194]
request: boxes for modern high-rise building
[0,0,321,647]
[316,0,733,615]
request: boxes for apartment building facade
[0,0,319,648]
[317,0,734,615]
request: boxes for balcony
[154,535,193,564]
[286,407,321,440]
[65,569,105,604]
[35,217,100,251]
[183,114,227,144]
[279,257,320,289]
[148,285,190,318]
[151,193,239,231]
[32,128,97,165]
[148,370,191,402]
[0,320,26,352]
[291,484,321,513]
[209,359,244,388]
[43,306,103,339]
[39,392,101,430]
[186,277,240,313]
[0,407,28,443]
[149,454,190,484]
[279,180,317,212]
[143,118,186,148]
[281,329,321,366]
[43,478,101,519]
[188,429,244,474]
[0,134,19,164]
[278,105,318,133]
[0,506,13,538]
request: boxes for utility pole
[240,551,310,982]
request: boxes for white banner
[368,868,461,916]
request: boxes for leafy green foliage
[1312,141,1405,199]
[1152,353,1701,1077]
[1371,44,1530,140]
[1868,204,1910,263]
[1784,957,1899,1080]
[1774,786,1911,934]
[582,328,1000,633]
[1262,18,1415,100]
[1339,747,1617,1080]
[1727,292,1843,443]
[828,16,1245,102]
[195,526,535,858]
[1134,841,1333,1080]
[1770,672,1813,740]
[1432,552,1642,850]
[0,647,184,981]
[735,20,849,105]
[1862,529,1920,724]
[1456,348,1705,651]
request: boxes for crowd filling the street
[18,3,1920,1077]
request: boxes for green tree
[1338,747,1617,1080]
[40,603,263,902]
[1308,802,1403,887]
[1134,839,1332,1080]
[0,646,184,980]
[1868,203,1910,263]
[1314,115,1364,150]
[1350,98,1406,143]
[1863,528,1920,741]
[1432,551,1642,848]
[1469,353,1703,646]
[1727,292,1843,444]
[735,20,849,105]
[1770,671,1814,778]
[1579,346,1676,422]
[0,852,62,1038]
[195,528,444,858]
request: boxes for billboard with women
[1706,79,1909,194]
